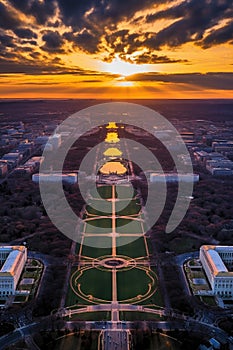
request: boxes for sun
[115,81,135,87]
[101,56,148,77]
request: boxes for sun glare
[101,56,148,77]
[115,81,135,87]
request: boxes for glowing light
[102,56,149,77]
[100,161,127,175]
[105,132,120,143]
[104,148,122,157]
[106,122,118,129]
[115,81,135,87]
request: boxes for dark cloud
[72,30,99,54]
[41,31,65,53]
[14,28,37,39]
[0,2,22,29]
[57,0,233,55]
[57,0,171,53]
[20,46,36,52]
[21,40,37,46]
[0,0,232,78]
[0,34,14,47]
[144,0,233,49]
[47,20,61,28]
[29,52,41,59]
[0,55,117,78]
[104,30,139,56]
[0,57,62,74]
[57,0,166,28]
[9,0,57,25]
[200,21,233,48]
[55,0,92,27]
[120,53,188,64]
[80,79,104,83]
[0,50,16,60]
[102,29,189,64]
[125,72,233,90]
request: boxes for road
[102,329,130,350]
[0,311,231,350]
[175,251,199,296]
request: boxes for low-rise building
[2,152,22,166]
[13,166,33,176]
[35,136,49,146]
[200,245,233,298]
[206,159,233,170]
[0,246,27,298]
[32,172,77,184]
[209,168,233,176]
[18,140,34,156]
[194,150,210,162]
[150,172,199,183]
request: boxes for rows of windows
[0,251,11,262]
[0,279,12,284]
[0,284,12,288]
[218,251,233,263]
[0,290,13,295]
[215,280,233,288]
[217,290,232,296]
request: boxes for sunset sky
[0,0,232,98]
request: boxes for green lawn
[117,268,155,302]
[96,185,113,199]
[199,296,217,306]
[116,199,141,216]
[85,218,112,231]
[120,311,162,321]
[14,295,28,302]
[86,200,112,216]
[72,268,112,302]
[66,267,112,306]
[116,218,144,234]
[66,183,157,322]
[66,278,91,307]
[140,276,164,308]
[117,237,147,258]
[81,237,112,257]
[115,185,136,199]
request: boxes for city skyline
[0,0,232,98]
[0,99,233,348]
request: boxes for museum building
[200,245,233,297]
[0,246,27,298]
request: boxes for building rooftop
[1,250,21,274]
[201,245,233,277]
[206,249,228,274]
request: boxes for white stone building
[0,246,27,298]
[200,245,233,298]
[32,172,77,184]
[150,172,199,183]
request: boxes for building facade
[150,172,199,183]
[32,172,77,184]
[0,246,27,298]
[200,245,233,298]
